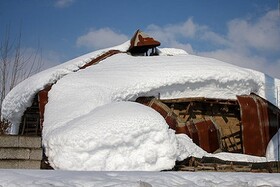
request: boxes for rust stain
[80,50,121,69]
[137,93,280,156]
[188,119,220,153]
[128,29,160,54]
[38,85,52,128]
[237,93,280,156]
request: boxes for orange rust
[237,93,280,156]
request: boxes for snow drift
[44,102,177,170]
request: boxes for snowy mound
[2,41,280,170]
[43,102,177,171]
[42,52,269,136]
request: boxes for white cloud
[227,10,280,52]
[200,31,229,46]
[144,10,280,78]
[198,49,267,73]
[73,10,279,78]
[168,41,194,54]
[199,10,280,78]
[76,28,129,50]
[54,0,75,8]
[145,18,204,54]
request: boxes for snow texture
[176,133,266,162]
[0,169,280,187]
[1,41,131,132]
[1,41,280,171]
[266,132,280,161]
[44,102,177,171]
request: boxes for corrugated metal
[191,119,220,153]
[136,97,220,153]
[237,93,280,156]
[137,94,280,156]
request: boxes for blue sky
[1,0,280,78]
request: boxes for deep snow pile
[1,41,280,170]
[45,102,177,170]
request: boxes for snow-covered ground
[0,169,280,187]
[1,41,280,171]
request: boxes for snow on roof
[128,29,160,53]
[1,41,130,128]
[2,40,280,170]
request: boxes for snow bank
[44,102,177,171]
[1,169,280,187]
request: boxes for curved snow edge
[1,41,131,133]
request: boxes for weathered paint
[136,97,221,153]
[80,50,121,69]
[137,94,280,156]
[128,29,160,55]
[38,85,52,128]
[194,119,220,153]
[237,93,280,156]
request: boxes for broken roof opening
[127,29,161,56]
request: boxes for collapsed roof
[1,30,280,170]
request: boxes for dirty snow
[1,41,280,171]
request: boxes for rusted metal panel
[237,95,265,156]
[128,30,160,54]
[176,125,189,134]
[193,119,220,153]
[150,102,168,117]
[165,115,177,130]
[237,93,280,156]
[38,85,52,128]
[136,96,180,130]
[80,50,121,69]
[129,29,160,48]
[185,121,200,146]
[136,96,233,153]
[137,94,279,156]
